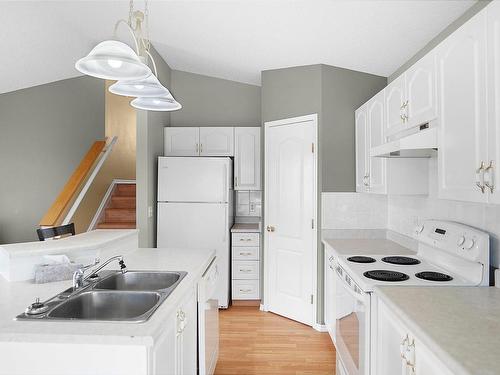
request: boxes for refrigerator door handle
[224,205,228,242]
[223,163,228,202]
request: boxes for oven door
[334,266,370,375]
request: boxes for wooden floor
[215,306,336,375]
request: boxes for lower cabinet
[374,298,454,375]
[323,246,336,344]
[231,232,260,300]
[153,288,198,375]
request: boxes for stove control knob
[457,236,466,247]
[464,239,475,250]
[414,225,424,235]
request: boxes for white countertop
[231,223,261,233]
[0,246,215,346]
[323,238,416,256]
[375,286,500,375]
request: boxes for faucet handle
[82,258,100,270]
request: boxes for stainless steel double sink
[17,271,187,323]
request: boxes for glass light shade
[109,74,170,97]
[131,95,182,111]
[75,40,151,80]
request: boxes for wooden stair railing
[39,140,106,227]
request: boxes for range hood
[370,127,438,158]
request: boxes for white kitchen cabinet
[437,10,489,203]
[355,106,368,192]
[234,127,261,190]
[487,1,500,204]
[231,232,260,300]
[405,51,437,130]
[324,246,336,344]
[356,93,428,195]
[385,75,406,137]
[164,127,200,156]
[385,53,437,139]
[153,288,198,375]
[367,90,386,194]
[374,298,454,375]
[199,127,234,156]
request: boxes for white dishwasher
[198,258,219,375]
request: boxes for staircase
[96,183,136,229]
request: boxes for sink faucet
[72,255,127,289]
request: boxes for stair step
[105,208,136,223]
[110,196,136,209]
[115,183,136,197]
[96,222,136,229]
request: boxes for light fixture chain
[128,0,134,26]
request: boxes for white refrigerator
[157,157,233,308]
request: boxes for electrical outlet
[148,206,153,218]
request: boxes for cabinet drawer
[232,279,260,300]
[232,246,259,260]
[232,260,260,279]
[232,233,259,247]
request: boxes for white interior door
[265,114,317,326]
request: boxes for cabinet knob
[266,225,275,232]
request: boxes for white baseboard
[259,304,268,312]
[313,323,328,332]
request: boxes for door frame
[262,113,319,327]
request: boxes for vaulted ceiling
[1,0,475,93]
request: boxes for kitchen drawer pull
[485,160,495,193]
[240,252,252,256]
[239,269,252,273]
[239,289,252,293]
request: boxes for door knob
[266,226,275,232]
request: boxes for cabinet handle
[240,252,252,256]
[400,100,408,110]
[485,160,495,193]
[195,143,199,153]
[235,176,238,187]
[476,161,486,193]
[239,289,252,293]
[239,269,252,273]
[200,143,203,153]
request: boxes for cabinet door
[367,91,387,194]
[152,311,177,375]
[355,106,368,192]
[324,248,336,343]
[234,127,261,190]
[374,299,408,375]
[178,289,198,375]
[437,12,488,203]
[199,127,234,156]
[164,127,200,156]
[405,51,437,128]
[488,1,500,204]
[414,337,454,375]
[384,75,406,137]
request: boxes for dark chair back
[37,223,76,241]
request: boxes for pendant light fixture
[131,95,182,112]
[75,0,181,111]
[109,74,170,97]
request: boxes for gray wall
[170,70,261,126]
[0,76,104,244]
[136,46,171,248]
[389,0,491,82]
[261,63,386,324]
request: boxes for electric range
[332,220,490,375]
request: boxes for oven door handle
[336,273,365,303]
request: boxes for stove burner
[382,256,421,265]
[363,270,409,282]
[415,271,453,282]
[347,256,376,263]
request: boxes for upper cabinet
[164,126,262,191]
[199,127,234,156]
[164,127,200,156]
[487,1,500,204]
[437,10,489,203]
[165,127,234,156]
[356,91,428,195]
[385,53,437,138]
[234,127,261,191]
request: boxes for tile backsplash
[322,159,500,268]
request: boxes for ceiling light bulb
[134,84,145,90]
